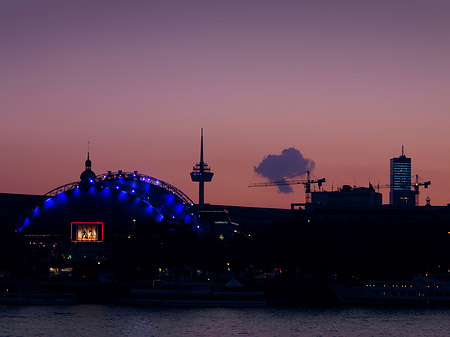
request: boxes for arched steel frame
[45,171,194,206]
[17,171,198,233]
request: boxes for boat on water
[330,275,450,305]
[125,278,265,307]
[1,290,76,305]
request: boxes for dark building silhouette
[311,184,382,208]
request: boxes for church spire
[85,151,92,171]
[80,143,96,184]
[85,141,92,170]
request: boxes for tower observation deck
[190,128,214,208]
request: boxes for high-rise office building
[390,146,414,206]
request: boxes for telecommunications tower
[190,128,214,208]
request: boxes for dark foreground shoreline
[0,279,338,306]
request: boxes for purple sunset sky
[1,0,449,208]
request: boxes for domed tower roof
[80,152,96,183]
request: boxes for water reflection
[1,305,450,336]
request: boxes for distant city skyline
[1,0,449,208]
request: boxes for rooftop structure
[311,184,382,208]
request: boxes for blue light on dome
[56,192,68,202]
[166,194,175,204]
[44,197,54,208]
[175,204,184,214]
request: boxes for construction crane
[413,174,431,206]
[248,170,326,204]
[376,174,430,206]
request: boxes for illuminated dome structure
[19,154,198,236]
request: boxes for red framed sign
[71,222,103,242]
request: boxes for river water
[1,305,450,336]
